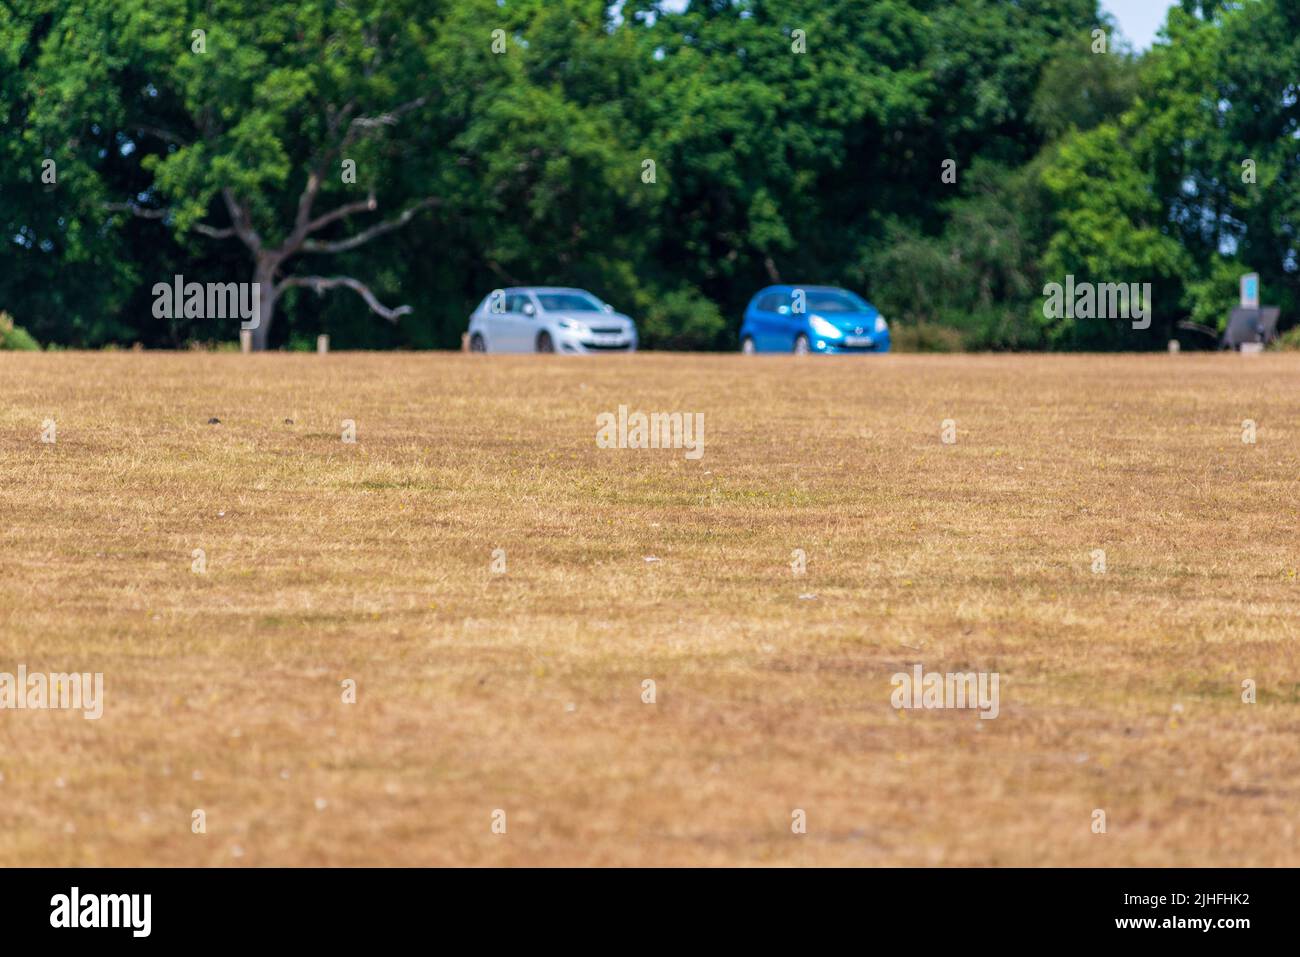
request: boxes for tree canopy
[1,0,1296,349]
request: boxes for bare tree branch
[486,259,523,286]
[346,97,427,139]
[301,197,438,255]
[290,170,324,243]
[192,223,237,239]
[1176,320,1220,340]
[222,188,263,254]
[130,124,188,146]
[276,275,412,322]
[102,202,238,240]
[301,101,357,189]
[103,201,167,220]
[325,99,358,136]
[281,186,377,258]
[304,192,378,235]
[280,94,422,256]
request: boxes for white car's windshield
[806,290,869,313]
[536,292,603,312]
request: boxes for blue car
[738,285,890,354]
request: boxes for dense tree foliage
[1,0,1296,349]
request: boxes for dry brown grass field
[1,351,1298,867]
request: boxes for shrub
[637,287,726,350]
[890,322,966,353]
[1273,326,1300,351]
[0,312,41,351]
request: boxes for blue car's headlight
[874,315,888,334]
[809,315,842,338]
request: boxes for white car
[467,287,638,353]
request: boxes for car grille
[588,327,625,335]
[582,340,632,351]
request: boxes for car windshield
[805,290,868,313]
[536,292,603,312]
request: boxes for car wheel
[741,336,756,355]
[536,331,555,353]
[793,334,810,355]
[469,333,486,353]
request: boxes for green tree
[1039,1,1300,345]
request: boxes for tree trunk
[252,256,278,351]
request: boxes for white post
[239,329,252,353]
[317,334,330,354]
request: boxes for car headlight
[874,315,888,334]
[557,319,588,333]
[809,315,842,338]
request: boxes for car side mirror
[602,303,614,313]
[777,305,790,315]
[522,303,536,317]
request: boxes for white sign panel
[1241,273,1260,309]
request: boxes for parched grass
[1,351,1298,866]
